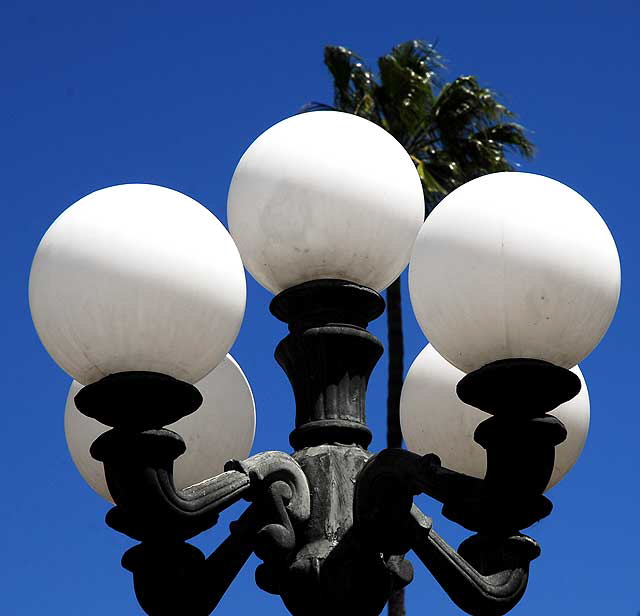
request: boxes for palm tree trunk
[386,276,404,449]
[386,276,406,616]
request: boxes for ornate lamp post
[29,111,620,616]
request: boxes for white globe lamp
[408,172,620,372]
[29,184,246,385]
[228,111,424,294]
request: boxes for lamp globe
[228,111,424,293]
[409,172,620,372]
[29,184,246,385]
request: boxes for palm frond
[434,76,512,138]
[298,102,337,113]
[386,40,445,87]
[308,41,535,218]
[323,45,380,123]
[470,123,535,160]
[376,41,444,148]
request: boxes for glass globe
[400,344,589,491]
[29,184,246,384]
[65,355,256,503]
[409,172,620,372]
[227,111,424,293]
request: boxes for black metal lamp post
[29,111,620,616]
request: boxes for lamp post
[29,111,620,616]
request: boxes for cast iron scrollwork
[353,362,573,616]
[353,356,577,616]
[354,448,545,616]
[81,390,310,616]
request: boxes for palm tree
[305,40,534,616]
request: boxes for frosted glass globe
[400,345,589,491]
[409,172,620,372]
[65,355,256,503]
[227,111,424,293]
[29,184,246,384]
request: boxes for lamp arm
[92,435,310,616]
[122,454,311,616]
[354,449,541,616]
[120,504,259,616]
[90,428,251,540]
[91,427,311,546]
[410,511,539,616]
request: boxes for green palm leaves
[318,40,534,215]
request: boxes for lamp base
[74,371,203,430]
[456,358,581,417]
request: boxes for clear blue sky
[2,1,639,614]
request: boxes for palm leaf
[376,41,443,148]
[305,40,535,216]
[470,123,535,159]
[298,102,337,113]
[323,46,380,123]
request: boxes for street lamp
[29,111,620,616]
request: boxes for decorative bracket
[353,443,557,616]
[90,424,310,615]
[91,428,252,541]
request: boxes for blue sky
[3,1,639,614]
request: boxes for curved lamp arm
[91,428,252,541]
[120,453,311,616]
[410,510,539,616]
[354,449,544,616]
[92,428,310,544]
[91,428,311,616]
[121,505,260,616]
